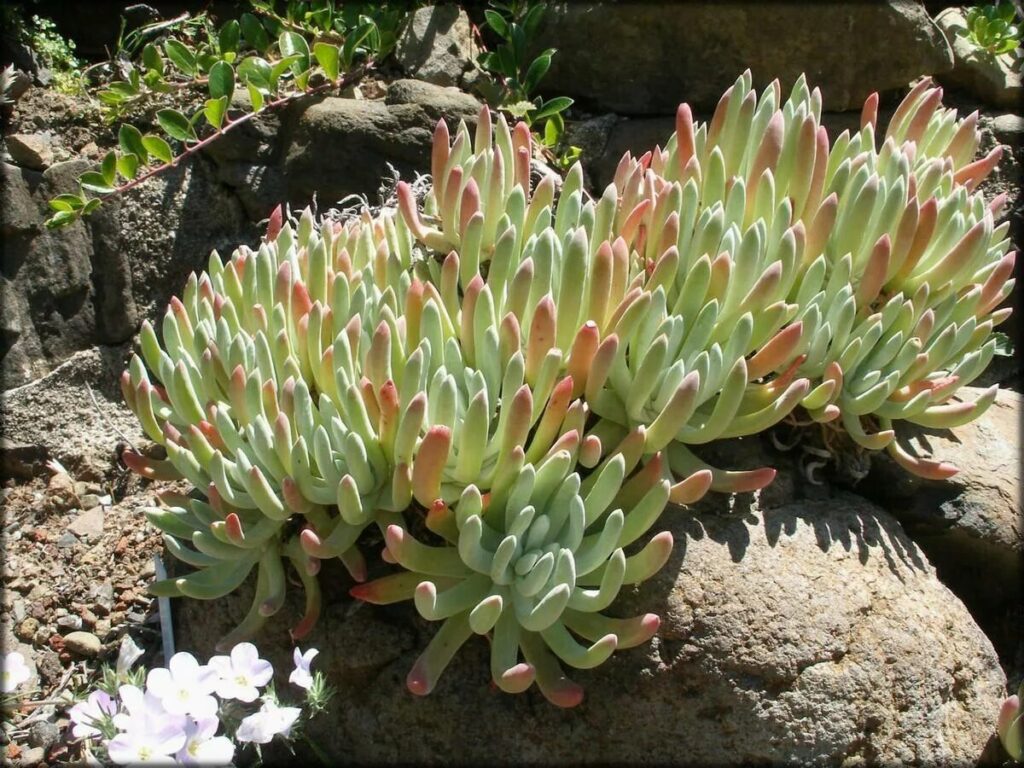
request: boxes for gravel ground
[1,467,179,766]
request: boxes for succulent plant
[121,69,1014,696]
[122,200,673,652]
[353,440,672,707]
[999,681,1024,761]
[396,73,1012,482]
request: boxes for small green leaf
[117,153,140,180]
[101,151,117,186]
[80,171,116,194]
[240,13,271,53]
[219,19,241,56]
[196,52,220,73]
[82,199,102,215]
[530,96,573,122]
[313,42,340,81]
[269,54,302,91]
[523,3,547,37]
[156,109,195,142]
[279,32,310,73]
[237,56,272,90]
[164,39,197,76]
[118,124,148,161]
[484,9,508,38]
[295,68,311,91]
[247,82,264,111]
[208,60,235,101]
[142,135,174,164]
[204,96,228,130]
[45,210,78,229]
[341,21,375,69]
[523,52,552,95]
[142,43,164,76]
[98,90,126,105]
[107,81,139,97]
[48,194,84,212]
[993,331,1015,357]
[543,116,559,146]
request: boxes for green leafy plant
[45,6,395,229]
[474,0,580,169]
[964,2,1021,55]
[0,8,85,94]
[249,0,408,61]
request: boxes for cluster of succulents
[123,71,1013,707]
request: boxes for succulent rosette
[353,439,672,707]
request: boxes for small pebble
[19,747,44,767]
[56,615,82,633]
[27,721,60,751]
[80,494,101,510]
[63,631,101,658]
[92,583,115,612]
[94,619,112,639]
[56,531,79,549]
[16,618,38,642]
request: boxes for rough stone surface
[395,4,477,88]
[177,492,1005,765]
[0,345,144,480]
[0,156,252,391]
[935,8,1023,110]
[276,81,480,208]
[862,386,1022,675]
[66,506,105,540]
[533,1,952,115]
[5,133,55,170]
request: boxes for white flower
[1,651,30,693]
[235,699,301,744]
[107,686,186,765]
[69,689,118,738]
[174,716,235,766]
[288,647,319,690]
[106,726,187,765]
[146,652,218,718]
[208,643,272,703]
[112,685,187,737]
[116,635,145,677]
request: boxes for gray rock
[1,149,253,392]
[564,113,619,188]
[63,630,101,658]
[28,720,59,753]
[395,4,477,88]
[177,492,1004,765]
[0,346,144,480]
[282,84,481,207]
[935,8,1023,109]
[863,386,1022,672]
[17,747,45,767]
[56,531,79,549]
[533,1,952,115]
[5,133,54,170]
[67,506,105,539]
[57,615,83,633]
